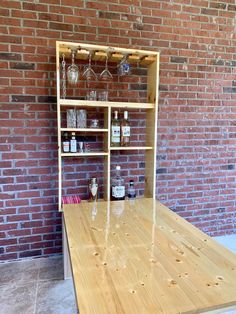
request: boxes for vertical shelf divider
[56,41,63,211]
[145,54,160,199]
[103,106,111,201]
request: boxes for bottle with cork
[70,132,77,153]
[111,110,120,147]
[121,111,130,146]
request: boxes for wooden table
[63,198,236,314]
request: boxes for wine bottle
[62,132,70,153]
[111,111,120,147]
[121,111,130,146]
[70,132,77,153]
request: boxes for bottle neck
[124,111,128,120]
[115,168,121,177]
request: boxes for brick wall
[1,0,236,261]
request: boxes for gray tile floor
[0,256,77,314]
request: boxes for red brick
[32,226,54,235]
[3,184,28,192]
[7,214,29,222]
[6,200,29,207]
[0,253,17,261]
[43,247,62,255]
[8,229,31,237]
[6,244,30,253]
[17,190,40,199]
[1,223,18,231]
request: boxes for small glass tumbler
[84,143,90,152]
[78,142,84,153]
[86,91,97,101]
[76,110,87,128]
[67,109,76,128]
[98,91,108,101]
[90,119,99,128]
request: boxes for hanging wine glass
[67,48,79,86]
[100,54,113,81]
[82,51,97,81]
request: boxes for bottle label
[111,126,120,143]
[63,142,70,152]
[122,126,130,137]
[112,186,125,198]
[70,140,77,152]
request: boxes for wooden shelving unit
[56,41,160,210]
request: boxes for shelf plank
[61,152,109,157]
[110,146,153,151]
[60,128,108,132]
[59,99,155,109]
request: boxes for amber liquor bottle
[121,111,130,146]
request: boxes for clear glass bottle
[111,111,120,147]
[111,165,125,201]
[62,132,70,153]
[128,180,136,199]
[121,111,130,146]
[70,132,77,153]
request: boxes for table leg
[63,216,72,280]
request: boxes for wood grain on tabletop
[63,198,236,314]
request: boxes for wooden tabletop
[63,198,236,314]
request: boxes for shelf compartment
[60,128,108,133]
[110,146,153,151]
[59,99,155,109]
[61,152,109,157]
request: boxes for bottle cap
[116,165,121,171]
[72,132,75,135]
[129,180,134,185]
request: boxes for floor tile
[0,282,37,314]
[38,256,64,281]
[0,259,39,287]
[35,279,77,314]
[214,235,236,253]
